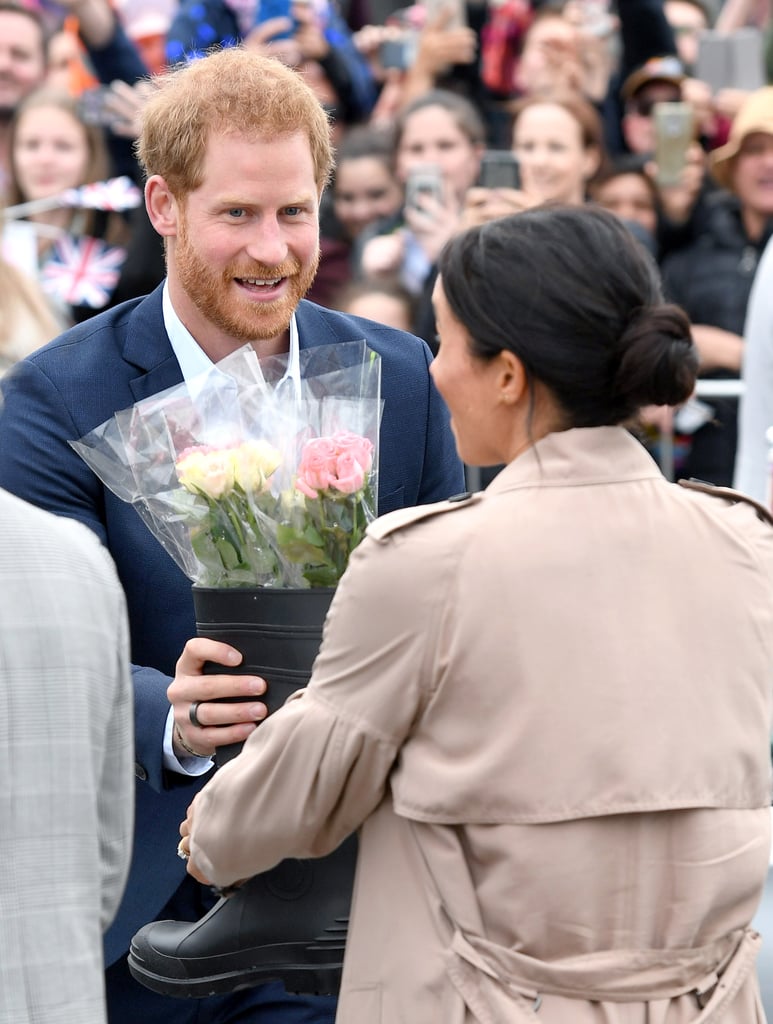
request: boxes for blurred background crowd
[3,0,773,491]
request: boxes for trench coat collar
[486,426,663,496]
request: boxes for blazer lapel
[295,300,341,350]
[122,284,185,402]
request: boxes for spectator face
[591,172,658,237]
[514,15,582,97]
[161,130,321,349]
[333,156,403,240]
[46,31,81,92]
[731,132,773,219]
[514,102,597,206]
[622,82,683,155]
[0,10,46,119]
[12,103,90,201]
[342,290,413,332]
[664,0,707,74]
[396,105,482,205]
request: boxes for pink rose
[331,451,367,495]
[295,433,373,498]
[331,432,373,474]
[296,441,336,497]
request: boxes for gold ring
[177,837,190,861]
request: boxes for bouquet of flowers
[71,340,382,589]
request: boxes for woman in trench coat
[179,205,773,1022]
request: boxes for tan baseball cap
[710,87,773,190]
[621,55,685,102]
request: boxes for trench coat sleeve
[189,522,451,885]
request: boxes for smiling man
[0,45,463,1024]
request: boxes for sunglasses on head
[627,93,682,117]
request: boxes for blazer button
[134,763,148,781]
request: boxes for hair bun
[614,304,698,410]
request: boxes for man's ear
[145,175,179,238]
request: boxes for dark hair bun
[614,304,698,411]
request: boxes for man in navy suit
[0,47,463,1024]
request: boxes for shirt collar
[162,279,300,385]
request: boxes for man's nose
[245,217,289,266]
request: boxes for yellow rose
[231,440,281,492]
[176,447,235,499]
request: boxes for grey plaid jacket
[0,488,133,1024]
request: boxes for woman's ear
[497,349,528,406]
[145,176,179,238]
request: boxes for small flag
[41,236,126,308]
[61,176,143,212]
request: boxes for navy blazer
[0,285,463,964]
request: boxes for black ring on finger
[189,701,203,728]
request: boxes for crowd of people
[3,0,773,1022]
[3,0,773,487]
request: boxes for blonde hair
[0,259,62,368]
[136,47,335,198]
[7,87,111,206]
[7,87,115,239]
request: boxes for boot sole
[127,943,344,999]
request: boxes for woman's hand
[460,186,536,230]
[360,231,406,277]
[100,79,158,139]
[177,798,212,883]
[403,186,463,263]
[647,142,706,225]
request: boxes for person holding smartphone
[356,89,486,349]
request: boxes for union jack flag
[61,176,142,212]
[41,236,127,308]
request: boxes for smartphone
[697,29,765,92]
[479,150,521,190]
[422,0,467,30]
[76,86,118,129]
[653,102,693,187]
[405,164,444,211]
[728,28,765,91]
[254,0,295,39]
[379,33,417,70]
[576,0,614,37]
[696,31,727,93]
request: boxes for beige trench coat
[190,427,773,1023]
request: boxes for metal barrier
[657,379,744,482]
[463,379,746,490]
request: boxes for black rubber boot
[127,835,356,999]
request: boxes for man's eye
[228,208,246,218]
[283,206,302,217]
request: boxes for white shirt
[161,281,300,773]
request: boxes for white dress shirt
[161,281,300,773]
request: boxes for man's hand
[168,637,268,759]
